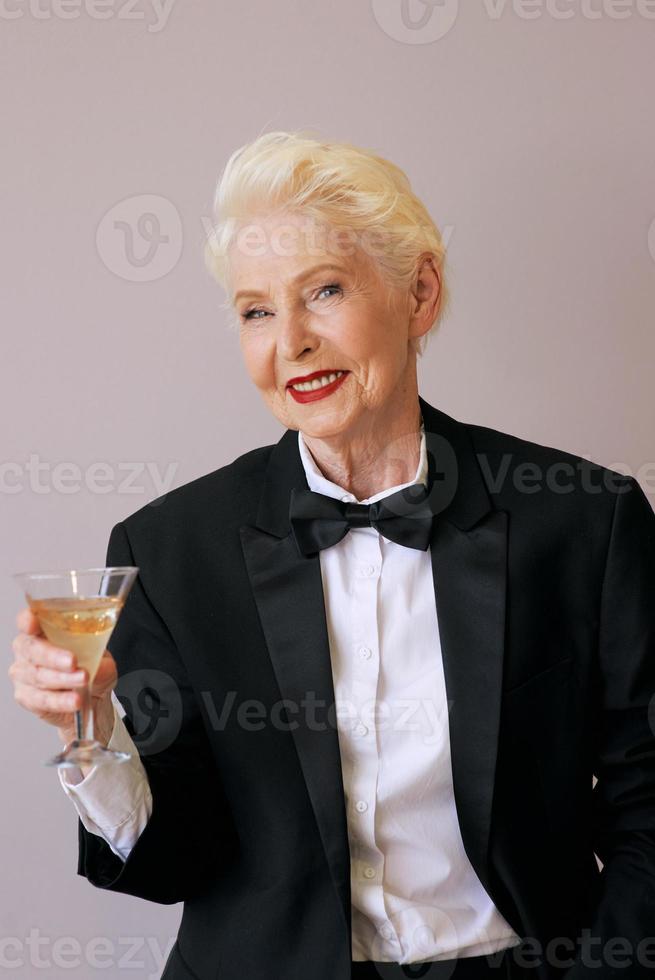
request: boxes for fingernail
[57,655,72,668]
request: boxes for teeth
[291,371,344,392]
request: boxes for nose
[276,309,318,363]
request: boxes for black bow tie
[289,484,434,557]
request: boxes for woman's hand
[9,607,118,749]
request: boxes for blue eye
[240,283,342,322]
[242,308,269,321]
[316,283,342,300]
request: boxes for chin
[293,412,357,440]
[270,390,360,436]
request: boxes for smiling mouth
[287,370,346,392]
[286,370,350,404]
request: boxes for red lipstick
[286,369,350,404]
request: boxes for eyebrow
[233,263,348,304]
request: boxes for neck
[301,378,423,501]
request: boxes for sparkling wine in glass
[13,567,138,769]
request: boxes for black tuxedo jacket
[76,396,655,980]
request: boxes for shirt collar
[297,422,427,505]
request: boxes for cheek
[240,336,272,390]
[352,303,397,350]
[331,310,375,360]
[351,313,403,369]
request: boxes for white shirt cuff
[58,695,152,863]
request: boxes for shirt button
[354,722,368,737]
[359,564,376,577]
[380,924,394,940]
[355,800,368,813]
[363,866,376,879]
[358,646,373,661]
[341,494,352,502]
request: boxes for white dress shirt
[60,426,522,963]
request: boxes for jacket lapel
[239,396,509,932]
[239,427,353,932]
[420,398,510,905]
[239,523,352,932]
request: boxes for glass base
[44,739,131,769]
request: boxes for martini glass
[13,567,138,769]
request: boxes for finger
[16,608,42,635]
[11,661,87,690]
[12,633,75,670]
[14,683,81,714]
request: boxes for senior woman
[9,132,655,980]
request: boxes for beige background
[1,1,654,975]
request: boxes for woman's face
[227,211,425,441]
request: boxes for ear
[408,254,442,341]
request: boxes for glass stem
[74,683,95,743]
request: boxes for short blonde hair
[203,130,450,356]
